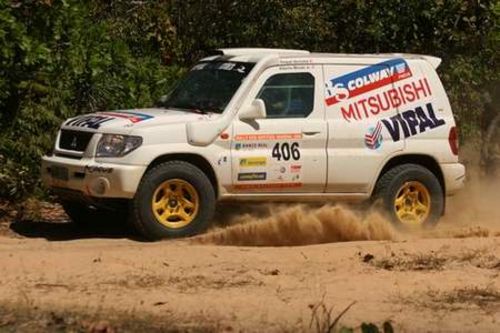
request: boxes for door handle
[302,130,321,136]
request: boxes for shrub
[0,0,498,200]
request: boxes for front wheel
[373,164,444,228]
[130,161,216,240]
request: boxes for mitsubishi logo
[70,136,78,149]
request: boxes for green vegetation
[0,301,394,332]
[0,302,219,332]
[1,0,499,200]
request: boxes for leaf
[361,323,380,333]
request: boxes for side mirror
[239,99,267,120]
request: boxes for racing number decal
[272,142,300,161]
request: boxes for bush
[0,0,498,200]
[0,0,184,200]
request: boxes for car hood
[61,108,220,133]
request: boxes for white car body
[41,48,465,207]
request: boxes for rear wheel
[130,161,215,240]
[373,164,444,228]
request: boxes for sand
[0,169,499,332]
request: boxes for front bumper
[41,155,146,199]
[441,162,466,196]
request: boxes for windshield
[160,61,255,114]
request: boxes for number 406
[272,142,300,161]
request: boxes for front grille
[59,130,94,152]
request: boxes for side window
[256,73,314,118]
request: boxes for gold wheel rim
[152,179,199,229]
[394,181,431,226]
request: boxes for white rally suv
[42,48,465,240]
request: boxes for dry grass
[167,274,262,291]
[308,299,356,333]
[100,274,165,289]
[102,272,261,292]
[452,226,491,238]
[307,297,394,333]
[408,286,500,312]
[0,302,220,333]
[0,299,395,333]
[367,248,500,271]
[371,252,447,271]
[436,286,500,309]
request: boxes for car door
[230,65,327,193]
[323,60,408,193]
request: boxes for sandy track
[1,233,499,332]
[1,170,500,332]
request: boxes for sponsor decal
[325,58,413,106]
[237,172,267,181]
[338,78,432,122]
[365,103,445,150]
[239,157,267,167]
[381,103,445,142]
[84,165,113,174]
[219,62,237,71]
[272,142,300,161]
[235,133,302,141]
[269,164,302,182]
[217,62,247,74]
[65,111,154,129]
[64,115,114,129]
[234,142,268,150]
[234,182,303,190]
[217,156,228,166]
[99,111,153,123]
[364,122,384,150]
[192,61,254,75]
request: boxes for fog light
[90,177,110,196]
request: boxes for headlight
[96,134,143,157]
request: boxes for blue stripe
[329,58,408,86]
[114,111,154,120]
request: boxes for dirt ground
[0,169,499,332]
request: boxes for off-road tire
[373,163,444,228]
[130,161,216,240]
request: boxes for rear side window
[257,73,314,118]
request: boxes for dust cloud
[196,145,499,246]
[424,143,500,238]
[430,171,500,238]
[195,204,395,246]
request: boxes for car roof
[203,48,441,68]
